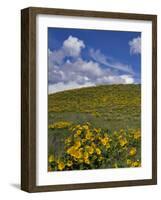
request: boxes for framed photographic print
[21,7,157,192]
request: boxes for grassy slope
[48,84,141,156]
[48,84,141,129]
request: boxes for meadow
[48,84,141,171]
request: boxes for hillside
[48,84,141,131]
[48,84,141,169]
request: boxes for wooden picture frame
[21,7,157,192]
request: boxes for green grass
[48,84,141,157]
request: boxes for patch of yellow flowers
[48,122,141,171]
[48,121,72,129]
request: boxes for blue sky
[48,27,141,93]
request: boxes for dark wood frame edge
[21,7,157,193]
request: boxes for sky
[48,27,141,94]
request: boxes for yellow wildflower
[96,148,101,155]
[82,138,86,143]
[120,129,126,134]
[75,125,81,129]
[101,137,109,146]
[74,141,81,149]
[72,127,76,132]
[84,157,90,164]
[67,146,75,155]
[94,128,101,134]
[132,161,141,167]
[119,138,128,147]
[83,125,89,130]
[49,121,71,129]
[73,148,82,159]
[134,130,141,140]
[76,130,81,136]
[126,159,132,165]
[48,155,54,163]
[129,147,137,156]
[58,162,65,170]
[67,146,81,158]
[84,151,89,159]
[88,146,94,155]
[85,131,92,140]
[65,137,71,144]
[67,160,73,167]
[91,142,96,148]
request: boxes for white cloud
[129,37,141,55]
[48,57,104,85]
[120,75,134,84]
[90,49,134,74]
[48,81,95,94]
[48,36,136,93]
[72,59,103,77]
[96,75,134,85]
[49,74,135,94]
[48,49,65,65]
[89,49,107,64]
[63,35,85,57]
[48,35,85,66]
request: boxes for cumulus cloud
[63,35,85,57]
[48,36,136,93]
[48,58,103,85]
[48,35,85,66]
[129,37,141,55]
